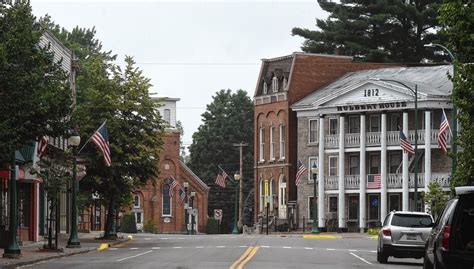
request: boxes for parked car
[423,186,474,269]
[377,211,434,263]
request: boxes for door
[278,175,287,219]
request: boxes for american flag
[399,130,415,155]
[295,160,307,186]
[92,122,111,166]
[178,186,186,205]
[169,177,178,197]
[438,111,450,153]
[214,169,228,188]
[367,174,381,189]
[37,136,48,158]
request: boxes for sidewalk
[0,231,131,269]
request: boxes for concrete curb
[1,237,131,269]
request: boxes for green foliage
[292,0,443,63]
[424,181,449,219]
[0,1,72,160]
[205,217,220,234]
[188,89,254,230]
[120,214,137,234]
[438,0,474,187]
[144,219,157,233]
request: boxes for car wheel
[377,249,388,264]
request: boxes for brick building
[292,66,453,232]
[130,98,209,233]
[253,52,395,226]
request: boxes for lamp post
[424,43,457,178]
[3,152,21,258]
[311,162,320,234]
[377,79,419,211]
[190,191,196,235]
[183,181,189,235]
[232,173,240,234]
[67,134,81,248]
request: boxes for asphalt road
[25,233,423,269]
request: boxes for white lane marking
[350,252,372,265]
[144,238,152,240]
[196,246,204,249]
[326,248,335,251]
[261,246,270,248]
[304,247,313,250]
[152,247,160,250]
[283,246,292,249]
[177,237,185,239]
[130,247,139,250]
[109,248,118,250]
[239,246,247,248]
[116,250,153,262]
[349,249,357,252]
[370,250,377,253]
[173,247,182,249]
[216,246,225,248]
[162,238,168,240]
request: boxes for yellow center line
[230,246,260,269]
[236,246,259,269]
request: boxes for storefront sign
[336,101,407,112]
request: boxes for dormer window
[272,76,278,93]
[263,81,268,94]
[283,78,288,91]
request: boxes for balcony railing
[323,129,448,148]
[324,172,450,190]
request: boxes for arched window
[272,76,278,93]
[134,195,140,208]
[162,184,172,216]
[263,81,268,94]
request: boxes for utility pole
[233,142,248,229]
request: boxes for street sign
[214,209,223,220]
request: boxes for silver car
[377,211,434,263]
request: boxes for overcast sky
[31,0,326,149]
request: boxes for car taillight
[441,225,451,250]
[382,228,391,236]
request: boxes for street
[26,233,423,269]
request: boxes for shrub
[206,217,220,234]
[121,214,137,233]
[144,219,157,233]
[368,227,380,236]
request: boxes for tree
[292,0,443,62]
[438,0,474,187]
[0,1,72,161]
[75,56,164,238]
[424,181,448,219]
[188,89,254,231]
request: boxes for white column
[424,110,432,213]
[402,112,409,211]
[338,115,346,229]
[381,113,388,219]
[318,116,325,228]
[359,114,366,232]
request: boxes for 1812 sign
[364,88,379,97]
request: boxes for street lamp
[311,162,320,234]
[376,78,419,211]
[232,173,240,234]
[67,133,81,248]
[3,152,21,258]
[424,43,457,178]
[190,191,196,235]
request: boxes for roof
[292,65,453,109]
[180,160,210,191]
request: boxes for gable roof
[292,65,453,110]
[180,160,210,191]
